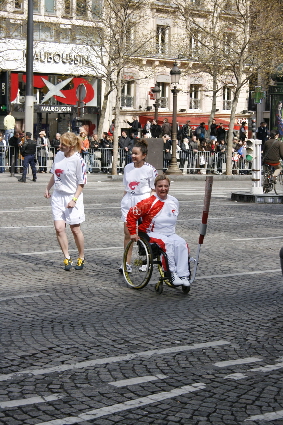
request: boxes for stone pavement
[0,173,283,425]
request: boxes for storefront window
[34,23,54,41]
[8,21,24,39]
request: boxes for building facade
[0,0,250,139]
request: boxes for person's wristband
[72,197,78,202]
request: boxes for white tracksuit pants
[148,232,189,277]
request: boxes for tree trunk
[226,88,241,175]
[111,71,122,175]
[97,79,111,139]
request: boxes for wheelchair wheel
[182,285,190,294]
[155,280,163,294]
[123,238,153,289]
[157,252,174,288]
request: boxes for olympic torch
[190,176,213,283]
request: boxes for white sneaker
[126,263,132,273]
[119,263,132,273]
[180,276,190,287]
[139,264,148,272]
[171,272,183,286]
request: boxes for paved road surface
[0,174,282,425]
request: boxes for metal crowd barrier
[0,147,252,175]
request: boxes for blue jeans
[5,129,14,144]
[22,154,37,180]
[0,151,5,172]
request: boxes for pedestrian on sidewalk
[18,132,37,182]
[44,132,87,271]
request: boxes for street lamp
[151,83,160,122]
[166,61,182,175]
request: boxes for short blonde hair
[60,132,82,152]
[154,174,170,187]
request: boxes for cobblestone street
[0,173,282,425]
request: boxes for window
[0,0,6,11]
[156,25,169,55]
[8,21,24,38]
[92,0,102,17]
[59,27,72,43]
[223,86,232,110]
[75,28,88,43]
[76,0,86,16]
[33,0,39,13]
[0,21,5,37]
[189,84,201,109]
[34,23,54,41]
[223,32,235,54]
[189,31,199,57]
[64,0,72,15]
[121,81,134,108]
[159,82,169,108]
[45,0,55,14]
[14,0,23,10]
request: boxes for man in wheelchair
[126,175,190,287]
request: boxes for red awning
[139,114,233,130]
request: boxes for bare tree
[173,0,283,174]
[77,0,156,174]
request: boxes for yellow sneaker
[63,258,73,271]
[75,258,84,270]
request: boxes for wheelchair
[122,235,196,294]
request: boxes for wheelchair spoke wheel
[157,254,173,287]
[123,238,153,289]
[155,281,163,294]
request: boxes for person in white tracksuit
[119,139,158,273]
[126,175,190,287]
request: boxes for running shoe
[119,263,132,273]
[139,264,148,272]
[180,276,190,287]
[171,272,183,286]
[75,258,84,270]
[64,258,73,271]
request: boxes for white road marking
[232,236,283,241]
[245,410,283,421]
[214,357,262,367]
[194,269,281,280]
[0,340,230,382]
[109,374,167,387]
[36,383,206,425]
[224,373,247,380]
[224,361,283,380]
[0,293,51,301]
[250,362,283,372]
[0,394,63,409]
